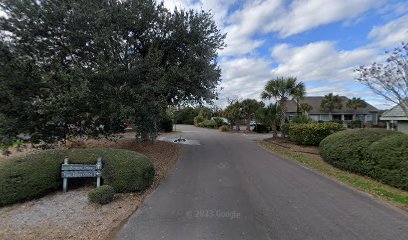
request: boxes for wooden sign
[61,157,103,192]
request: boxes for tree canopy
[0,0,225,144]
[320,93,343,113]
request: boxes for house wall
[398,121,408,134]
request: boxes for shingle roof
[286,96,378,114]
[380,104,408,120]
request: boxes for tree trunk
[271,121,277,138]
[279,99,287,131]
[236,124,240,131]
[246,117,251,131]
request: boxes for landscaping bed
[0,138,181,240]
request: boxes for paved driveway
[118,125,408,240]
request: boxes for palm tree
[261,77,305,130]
[241,99,264,131]
[299,102,313,116]
[254,103,280,138]
[292,84,306,115]
[346,97,367,120]
[320,93,343,120]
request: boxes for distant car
[250,121,257,126]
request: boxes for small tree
[320,93,343,120]
[254,103,280,138]
[355,42,408,116]
[261,77,304,130]
[241,99,264,131]
[223,101,243,131]
[299,102,313,116]
[346,97,367,120]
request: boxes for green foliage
[346,97,367,110]
[367,134,408,190]
[200,119,217,128]
[349,120,363,129]
[281,123,293,137]
[0,148,154,207]
[222,101,243,127]
[88,185,115,205]
[320,129,402,175]
[212,117,224,128]
[331,119,343,125]
[320,93,343,112]
[160,115,173,132]
[219,125,230,132]
[299,102,313,114]
[174,107,201,125]
[254,103,280,136]
[0,0,225,143]
[291,115,312,124]
[194,115,205,126]
[241,99,264,129]
[289,122,344,146]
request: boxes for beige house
[286,96,379,125]
[380,104,408,134]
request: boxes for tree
[254,103,280,138]
[261,77,305,129]
[241,99,264,131]
[346,97,367,120]
[223,101,243,131]
[355,42,408,116]
[292,84,306,115]
[0,0,225,143]
[320,93,343,120]
[299,102,313,115]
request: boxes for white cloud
[270,41,379,82]
[266,0,384,37]
[368,14,408,47]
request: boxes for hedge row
[0,148,155,207]
[320,129,407,190]
[288,122,344,146]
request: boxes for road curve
[118,125,408,240]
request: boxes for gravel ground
[0,137,181,240]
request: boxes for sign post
[61,157,103,192]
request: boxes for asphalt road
[118,125,408,240]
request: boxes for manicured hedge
[88,185,115,204]
[0,148,154,207]
[288,122,344,146]
[319,129,401,175]
[367,134,408,190]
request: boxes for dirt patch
[0,138,181,240]
[265,138,320,155]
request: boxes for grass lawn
[259,141,408,211]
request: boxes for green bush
[219,125,230,132]
[289,122,344,146]
[160,115,173,132]
[331,119,343,125]
[292,115,312,124]
[348,119,363,129]
[0,148,155,207]
[201,119,217,128]
[366,134,408,190]
[88,185,115,204]
[253,124,271,133]
[213,117,224,128]
[281,123,293,137]
[193,115,204,126]
[320,129,402,175]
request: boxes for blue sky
[164,0,408,109]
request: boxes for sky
[162,0,408,109]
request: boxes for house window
[310,115,319,121]
[344,115,353,121]
[320,115,330,121]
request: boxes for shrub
[88,185,115,204]
[281,123,293,137]
[213,117,224,128]
[219,125,230,132]
[331,119,343,125]
[348,119,363,129]
[0,148,155,207]
[366,134,408,190]
[253,124,270,133]
[201,119,217,128]
[291,115,312,124]
[160,116,173,132]
[289,122,344,146]
[320,129,402,175]
[193,115,204,126]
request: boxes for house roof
[380,104,408,120]
[286,96,378,115]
